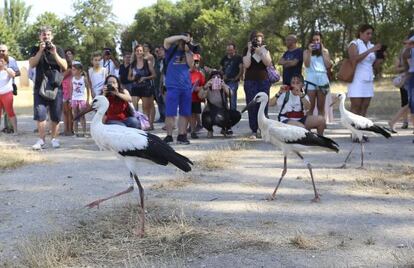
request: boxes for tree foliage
[121,0,414,70]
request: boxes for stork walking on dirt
[331,93,391,168]
[242,92,339,202]
[75,96,193,236]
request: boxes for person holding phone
[303,31,332,117]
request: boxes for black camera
[375,45,387,59]
[186,41,201,54]
[251,38,262,53]
[104,50,111,56]
[106,84,115,92]
[45,41,53,50]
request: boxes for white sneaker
[32,139,46,150]
[51,138,60,148]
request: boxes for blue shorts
[165,86,192,117]
[33,90,63,123]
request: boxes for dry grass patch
[196,147,233,171]
[18,203,208,267]
[151,174,197,190]
[0,144,44,170]
[289,233,319,250]
[353,167,414,194]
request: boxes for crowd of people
[1,23,414,149]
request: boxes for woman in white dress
[347,24,383,117]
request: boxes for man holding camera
[163,33,195,144]
[29,26,67,150]
[101,48,120,77]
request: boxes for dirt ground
[1,86,414,267]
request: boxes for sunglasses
[0,50,5,52]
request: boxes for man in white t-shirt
[269,74,326,135]
[100,48,120,77]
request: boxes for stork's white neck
[258,100,270,129]
[92,109,105,127]
[339,97,347,116]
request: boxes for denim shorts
[33,90,63,123]
[165,86,192,117]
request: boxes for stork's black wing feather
[119,133,193,172]
[351,123,391,138]
[286,132,339,152]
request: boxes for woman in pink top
[0,55,17,134]
[62,49,75,135]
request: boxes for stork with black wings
[331,93,391,168]
[76,96,193,237]
[242,92,339,202]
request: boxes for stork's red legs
[133,174,145,237]
[267,156,287,201]
[85,172,135,208]
[85,186,134,208]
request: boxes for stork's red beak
[74,106,95,121]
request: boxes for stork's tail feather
[367,124,391,138]
[166,151,193,172]
[315,134,340,153]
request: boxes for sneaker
[177,134,190,145]
[32,139,46,150]
[163,135,173,144]
[256,130,262,139]
[402,121,408,129]
[51,138,60,148]
[248,133,257,139]
[190,132,199,139]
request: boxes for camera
[375,44,387,59]
[45,41,53,50]
[186,41,201,54]
[251,37,262,53]
[106,84,115,92]
[104,50,111,56]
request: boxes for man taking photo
[29,26,67,150]
[163,33,195,145]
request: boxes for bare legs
[267,153,320,202]
[350,97,371,117]
[38,120,59,141]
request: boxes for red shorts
[0,91,15,118]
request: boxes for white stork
[331,93,391,168]
[242,92,339,202]
[75,96,193,236]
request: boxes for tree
[2,0,31,37]
[71,0,119,65]
[0,15,20,58]
[18,12,77,59]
